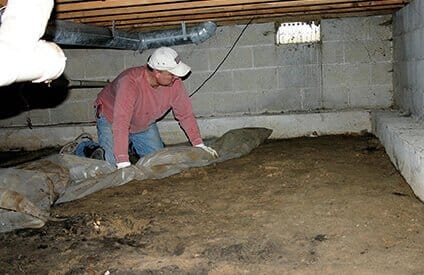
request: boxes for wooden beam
[55,0,400,14]
[89,4,403,27]
[116,9,397,31]
[67,0,405,24]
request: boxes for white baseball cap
[147,47,191,77]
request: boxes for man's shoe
[89,147,105,160]
[60,133,93,155]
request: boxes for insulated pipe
[44,20,217,51]
[0,0,66,87]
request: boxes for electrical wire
[189,17,255,97]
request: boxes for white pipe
[0,0,66,87]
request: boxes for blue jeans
[96,115,164,166]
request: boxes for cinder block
[257,88,302,113]
[365,39,393,62]
[180,48,210,72]
[368,15,393,41]
[123,50,150,68]
[321,20,345,42]
[322,17,369,42]
[66,88,100,102]
[322,64,346,88]
[344,64,371,87]
[322,87,349,109]
[214,91,258,115]
[191,92,216,117]
[344,41,373,63]
[49,101,92,124]
[238,23,276,46]
[301,87,322,110]
[253,45,278,67]
[208,47,253,70]
[62,49,87,79]
[190,71,233,93]
[0,110,51,127]
[349,86,392,108]
[85,49,125,79]
[392,13,403,37]
[277,44,320,66]
[322,41,344,64]
[233,68,278,92]
[417,60,424,88]
[185,71,211,93]
[371,62,393,85]
[372,111,424,202]
[205,25,244,48]
[278,65,320,89]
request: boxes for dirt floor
[1,134,424,274]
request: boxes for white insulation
[0,0,66,87]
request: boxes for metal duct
[42,20,217,50]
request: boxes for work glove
[195,143,219,158]
[116,161,131,169]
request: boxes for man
[93,46,218,169]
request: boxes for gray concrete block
[185,71,211,93]
[208,47,253,70]
[0,109,51,127]
[49,101,92,124]
[190,92,216,117]
[344,41,373,63]
[84,49,125,80]
[322,87,349,109]
[123,50,149,68]
[190,71,233,93]
[214,91,258,114]
[371,62,393,85]
[205,25,244,48]
[372,111,424,201]
[322,64,345,88]
[322,17,369,42]
[412,29,424,60]
[322,41,344,64]
[253,45,278,67]
[368,15,393,41]
[24,109,53,126]
[364,39,393,63]
[349,86,392,108]
[301,87,322,110]
[63,49,87,79]
[66,88,100,102]
[344,64,371,87]
[238,23,276,46]
[233,68,278,92]
[277,44,320,66]
[257,88,302,113]
[180,48,210,72]
[392,13,403,37]
[417,60,424,88]
[278,65,320,89]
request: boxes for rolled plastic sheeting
[0,0,66,87]
[0,127,272,232]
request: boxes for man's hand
[116,161,131,169]
[195,143,219,158]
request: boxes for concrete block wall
[321,16,393,109]
[0,15,393,128]
[373,111,424,201]
[393,0,424,119]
